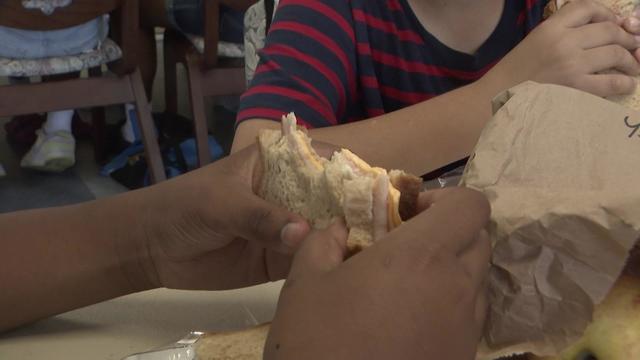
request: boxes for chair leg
[88,66,107,163]
[129,68,166,183]
[186,53,212,167]
[164,30,180,114]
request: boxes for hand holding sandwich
[266,188,491,360]
[0,145,315,331]
[1,135,492,360]
[483,0,640,97]
[130,145,315,291]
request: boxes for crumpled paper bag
[460,82,640,358]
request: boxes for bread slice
[552,0,638,14]
[545,0,640,110]
[192,323,544,360]
[192,322,549,360]
[256,113,422,252]
[195,323,269,360]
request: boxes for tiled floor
[0,35,237,212]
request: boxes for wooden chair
[163,0,255,167]
[244,0,278,87]
[0,0,166,183]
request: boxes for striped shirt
[238,0,549,128]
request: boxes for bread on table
[195,323,269,360]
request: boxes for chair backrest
[202,0,257,68]
[264,0,275,32]
[0,0,121,30]
[243,0,278,85]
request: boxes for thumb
[288,219,349,280]
[232,193,311,254]
[388,188,490,255]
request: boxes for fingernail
[635,35,640,44]
[280,222,310,248]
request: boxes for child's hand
[484,0,640,97]
[621,7,640,61]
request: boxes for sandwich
[546,0,638,16]
[255,113,422,253]
[195,323,269,360]
[193,114,423,358]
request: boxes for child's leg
[121,103,153,143]
[122,0,184,143]
[119,0,173,143]
[138,0,174,97]
[43,110,74,134]
[6,75,78,172]
[38,73,78,136]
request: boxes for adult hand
[265,188,491,360]
[130,145,313,291]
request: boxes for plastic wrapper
[436,166,465,188]
[422,165,465,190]
[122,304,259,360]
[123,332,203,360]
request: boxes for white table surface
[0,282,283,360]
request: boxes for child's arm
[234,80,497,175]
[233,0,640,175]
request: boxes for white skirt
[0,16,108,59]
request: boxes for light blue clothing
[0,16,108,59]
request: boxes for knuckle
[615,24,629,39]
[449,188,492,221]
[404,242,447,271]
[603,21,618,34]
[605,23,628,43]
[612,46,629,62]
[608,76,631,93]
[539,18,559,33]
[562,70,581,89]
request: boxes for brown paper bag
[460,82,640,358]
